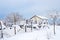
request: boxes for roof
[37,15,48,19]
[30,15,48,19]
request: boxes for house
[30,15,48,24]
[29,15,48,28]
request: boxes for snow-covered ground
[0,25,60,40]
[50,25,60,40]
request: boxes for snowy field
[0,25,60,40]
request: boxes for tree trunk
[31,22,32,32]
[14,22,16,35]
[53,21,55,35]
[0,22,3,38]
[1,30,3,38]
[53,18,56,35]
[14,27,16,34]
[25,25,27,32]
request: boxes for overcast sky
[0,0,60,19]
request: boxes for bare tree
[49,11,60,35]
[5,12,23,34]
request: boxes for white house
[29,15,48,28]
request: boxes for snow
[50,25,60,40]
[0,24,60,40]
[32,24,39,29]
[0,21,6,29]
[1,29,48,40]
[36,15,48,19]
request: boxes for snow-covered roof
[37,15,48,19]
[31,15,48,19]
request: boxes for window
[35,20,37,24]
[44,22,46,24]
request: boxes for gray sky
[0,0,60,19]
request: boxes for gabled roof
[30,15,48,19]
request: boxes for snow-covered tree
[5,12,23,34]
[49,11,60,35]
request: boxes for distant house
[30,15,48,24]
[29,15,48,28]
